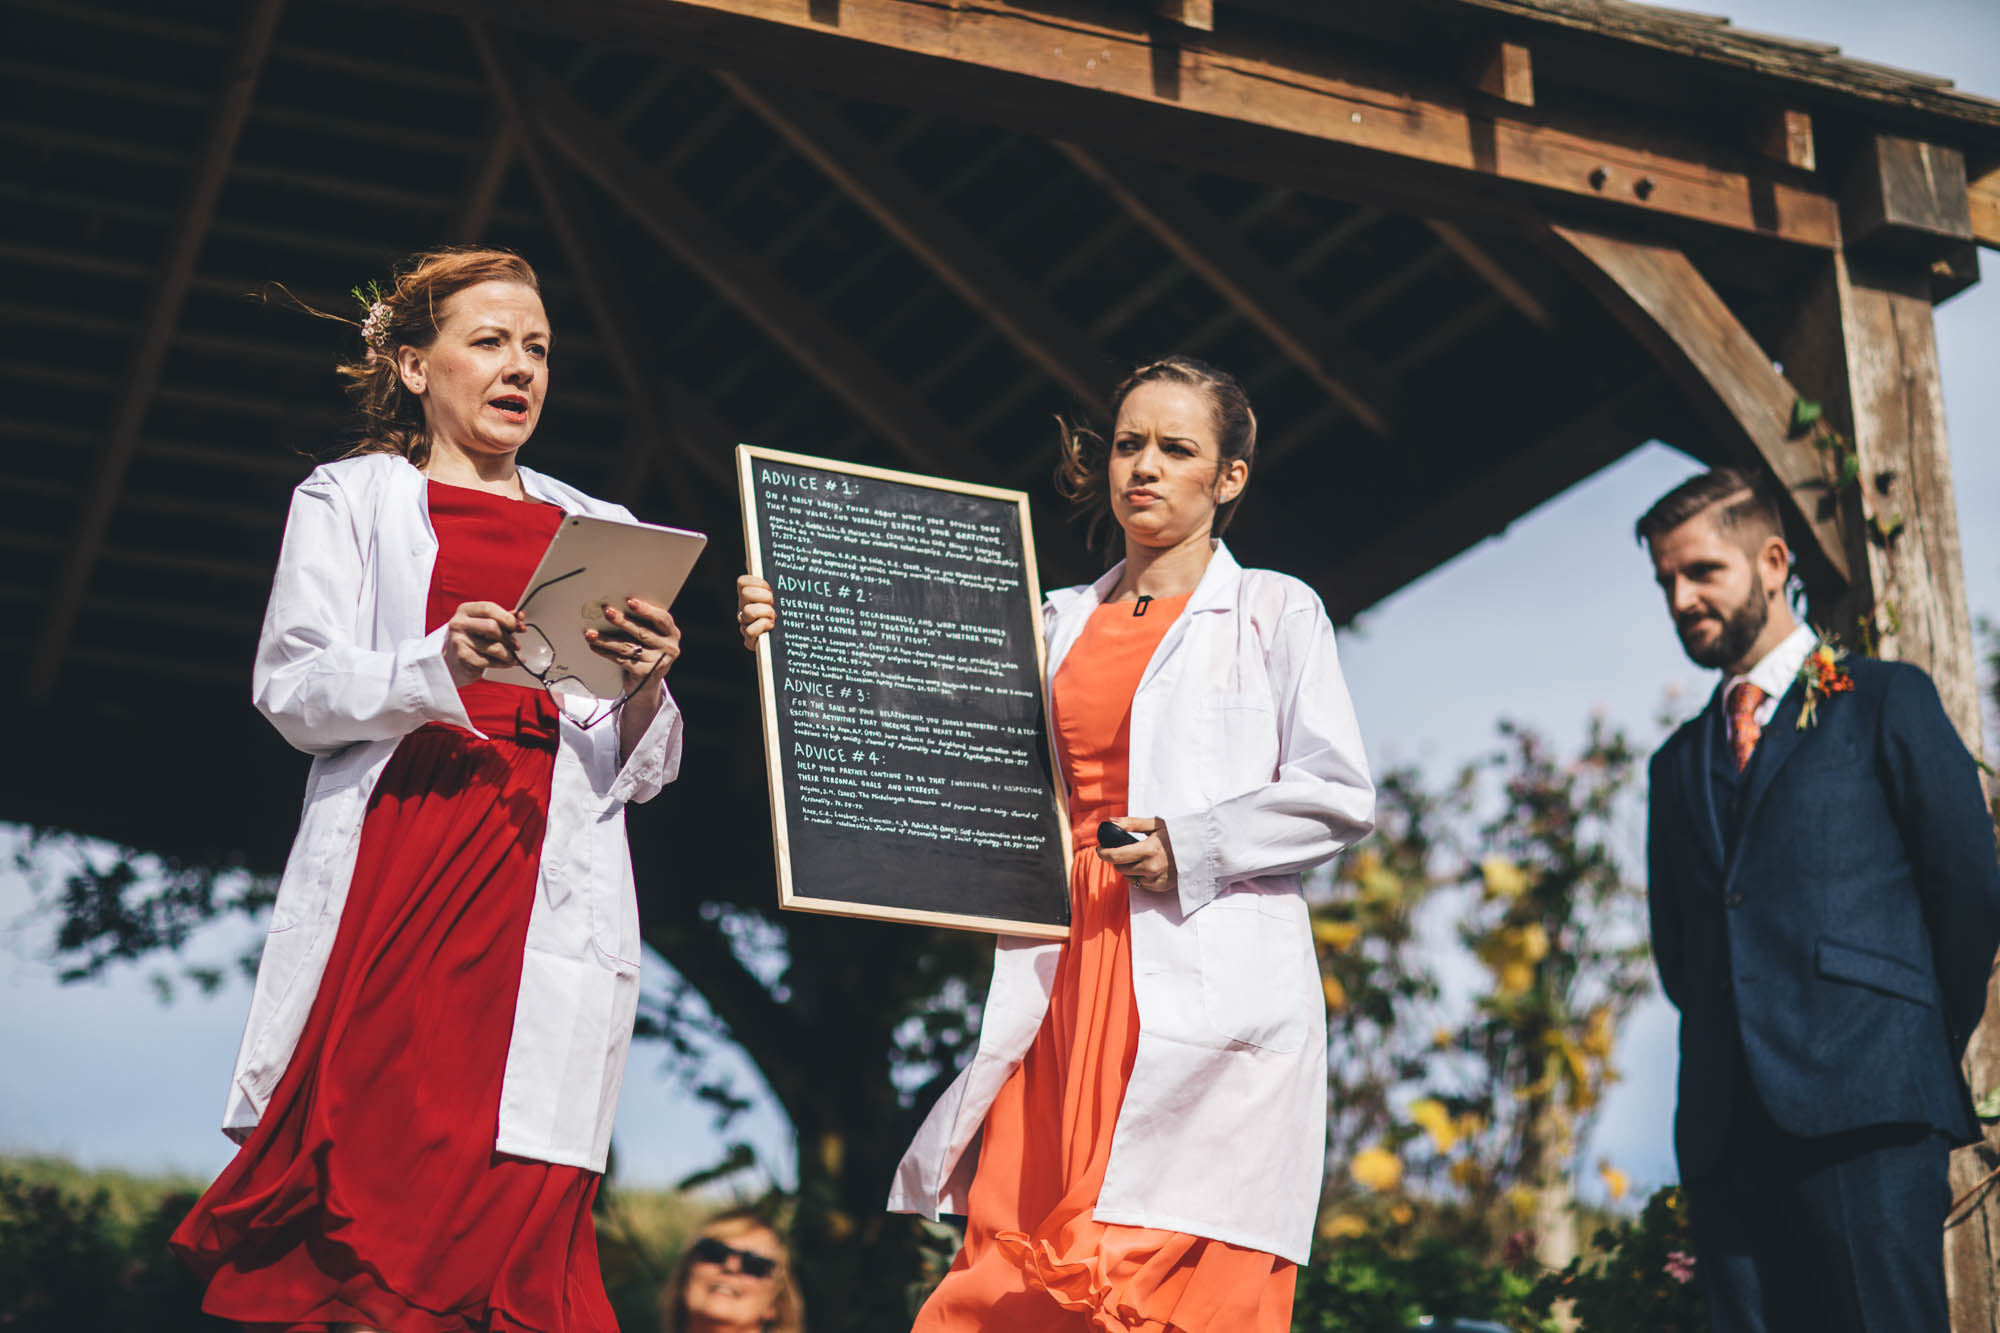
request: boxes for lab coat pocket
[1198,693,1278,798]
[1195,894,1309,1052]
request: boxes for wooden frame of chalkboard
[739,445,1072,938]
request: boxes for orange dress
[911,595,1296,1333]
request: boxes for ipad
[486,513,708,701]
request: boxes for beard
[1676,586,1769,670]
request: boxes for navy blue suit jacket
[1647,657,2000,1178]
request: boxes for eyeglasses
[688,1235,779,1279]
[513,566,658,731]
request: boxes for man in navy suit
[1640,467,2000,1333]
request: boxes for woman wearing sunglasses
[661,1211,804,1333]
[169,246,684,1333]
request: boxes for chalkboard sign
[738,445,1071,938]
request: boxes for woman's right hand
[736,574,777,649]
[443,600,522,688]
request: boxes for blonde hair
[292,246,541,467]
[1055,354,1258,552]
[659,1209,804,1333]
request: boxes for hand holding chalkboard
[736,573,777,649]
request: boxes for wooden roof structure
[6,0,1994,860]
[11,0,2000,1314]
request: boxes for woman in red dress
[171,247,688,1333]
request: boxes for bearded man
[1639,467,2000,1333]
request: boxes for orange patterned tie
[1728,681,1768,772]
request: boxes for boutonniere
[1795,641,1855,731]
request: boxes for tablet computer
[487,513,708,700]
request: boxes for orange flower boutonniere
[1795,641,1855,731]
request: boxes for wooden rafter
[505,55,974,475]
[1545,224,1851,589]
[1962,165,1999,250]
[472,25,727,511]
[26,0,285,705]
[1059,143,1402,439]
[448,115,516,243]
[717,73,1115,413]
[1318,377,1673,623]
[1424,220,1558,331]
[414,0,1843,249]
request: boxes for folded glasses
[512,566,657,730]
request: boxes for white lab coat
[220,452,684,1172]
[888,542,1375,1263]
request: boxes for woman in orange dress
[739,356,1375,1332]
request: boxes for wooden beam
[1318,378,1672,623]
[1963,165,2000,250]
[1840,133,1975,263]
[717,73,1115,413]
[1155,0,1214,31]
[447,116,516,243]
[509,56,974,474]
[26,0,284,706]
[1756,108,1815,172]
[471,26,726,511]
[1472,39,1534,107]
[1544,223,1851,591]
[1424,219,1558,331]
[409,0,1843,249]
[1059,143,1402,437]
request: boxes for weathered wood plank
[509,54,976,475]
[1756,108,1815,172]
[1968,166,2000,250]
[1545,224,1850,591]
[1059,143,1403,437]
[718,73,1115,413]
[1155,0,1213,31]
[1841,134,1975,262]
[414,0,1843,249]
[27,0,285,705]
[1473,39,1534,107]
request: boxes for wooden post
[1775,249,1994,1329]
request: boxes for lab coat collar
[1069,539,1242,615]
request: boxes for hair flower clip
[1795,640,1855,731]
[351,280,391,351]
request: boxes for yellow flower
[1389,1203,1415,1226]
[1313,918,1363,951]
[1480,856,1532,900]
[1409,1098,1458,1153]
[1454,1111,1487,1141]
[1598,1160,1630,1202]
[1353,849,1404,903]
[1322,974,1349,1013]
[1431,1027,1455,1050]
[1516,922,1550,961]
[1322,1213,1368,1240]
[1582,1005,1615,1059]
[1496,961,1535,997]
[1505,1184,1539,1221]
[1350,1145,1404,1192]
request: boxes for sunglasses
[689,1235,778,1279]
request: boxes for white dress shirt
[1722,622,1818,744]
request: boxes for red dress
[171,482,617,1333]
[912,595,1296,1333]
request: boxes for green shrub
[1526,1187,1704,1332]
[1293,1232,1553,1332]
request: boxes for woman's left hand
[587,597,681,689]
[1097,817,1177,894]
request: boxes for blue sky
[3,0,1996,1207]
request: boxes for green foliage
[1293,1232,1552,1332]
[1527,1187,1705,1332]
[0,1158,225,1333]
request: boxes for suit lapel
[1687,688,1727,877]
[1723,678,1807,887]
